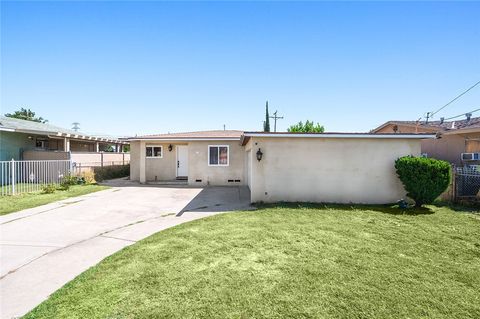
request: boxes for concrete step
[147,180,188,185]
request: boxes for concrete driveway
[0,185,251,319]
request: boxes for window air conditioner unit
[461,153,480,161]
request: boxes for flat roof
[240,132,436,145]
[127,129,436,143]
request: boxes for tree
[263,101,270,132]
[5,108,48,123]
[395,156,451,207]
[103,145,115,152]
[287,120,324,133]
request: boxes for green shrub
[395,156,451,207]
[58,174,84,190]
[93,164,130,182]
[58,181,70,191]
[41,184,57,194]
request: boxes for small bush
[94,164,130,182]
[58,174,84,190]
[80,170,96,185]
[64,175,81,185]
[42,184,57,194]
[58,181,71,191]
[395,156,451,207]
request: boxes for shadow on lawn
[434,201,480,214]
[255,202,435,216]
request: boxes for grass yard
[0,185,109,215]
[25,204,480,319]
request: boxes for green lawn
[24,204,480,319]
[0,185,109,216]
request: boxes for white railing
[0,159,72,196]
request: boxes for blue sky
[1,1,479,136]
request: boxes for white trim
[242,133,436,139]
[145,145,163,158]
[0,127,15,132]
[208,145,230,166]
[129,137,240,141]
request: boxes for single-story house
[0,116,129,164]
[129,130,434,204]
[372,116,480,165]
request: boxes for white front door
[176,145,188,177]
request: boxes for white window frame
[208,145,229,166]
[146,145,163,158]
[35,137,48,149]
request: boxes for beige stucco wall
[145,143,181,181]
[422,132,480,165]
[376,124,474,165]
[129,141,141,181]
[129,140,245,185]
[187,141,245,186]
[421,135,465,165]
[248,137,421,204]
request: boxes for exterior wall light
[168,144,173,152]
[256,148,263,161]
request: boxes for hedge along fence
[93,164,130,182]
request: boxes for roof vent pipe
[466,113,472,121]
[451,121,455,129]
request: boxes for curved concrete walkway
[0,185,251,319]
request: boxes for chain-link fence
[455,166,480,198]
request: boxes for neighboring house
[129,130,434,204]
[372,117,480,165]
[0,116,129,164]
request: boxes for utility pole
[425,112,430,124]
[269,110,284,132]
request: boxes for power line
[428,80,480,118]
[443,107,480,121]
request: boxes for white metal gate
[0,159,72,196]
